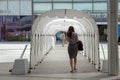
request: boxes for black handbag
[77,40,83,51]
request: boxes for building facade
[0,0,32,41]
[0,0,120,41]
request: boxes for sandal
[74,68,77,72]
[70,70,75,73]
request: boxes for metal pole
[108,0,119,76]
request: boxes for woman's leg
[74,57,77,70]
[70,58,74,72]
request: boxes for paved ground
[0,42,30,63]
[0,42,120,80]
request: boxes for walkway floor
[30,44,98,78]
[0,42,120,80]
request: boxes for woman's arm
[76,33,79,42]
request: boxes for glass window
[0,1,7,15]
[34,3,52,11]
[73,0,92,2]
[53,0,72,2]
[118,2,120,12]
[93,0,106,1]
[94,2,107,12]
[73,3,92,11]
[8,0,19,15]
[20,0,32,15]
[53,3,72,9]
[34,0,52,2]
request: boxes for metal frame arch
[83,17,100,69]
[77,19,92,59]
[30,9,99,70]
[32,16,43,35]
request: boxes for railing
[100,44,106,60]
[20,44,29,59]
[40,46,53,63]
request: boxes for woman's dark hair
[67,26,75,38]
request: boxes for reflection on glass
[0,16,32,41]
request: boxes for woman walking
[67,26,78,73]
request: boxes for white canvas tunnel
[30,9,100,70]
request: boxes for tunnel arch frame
[30,9,100,71]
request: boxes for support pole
[108,0,119,76]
